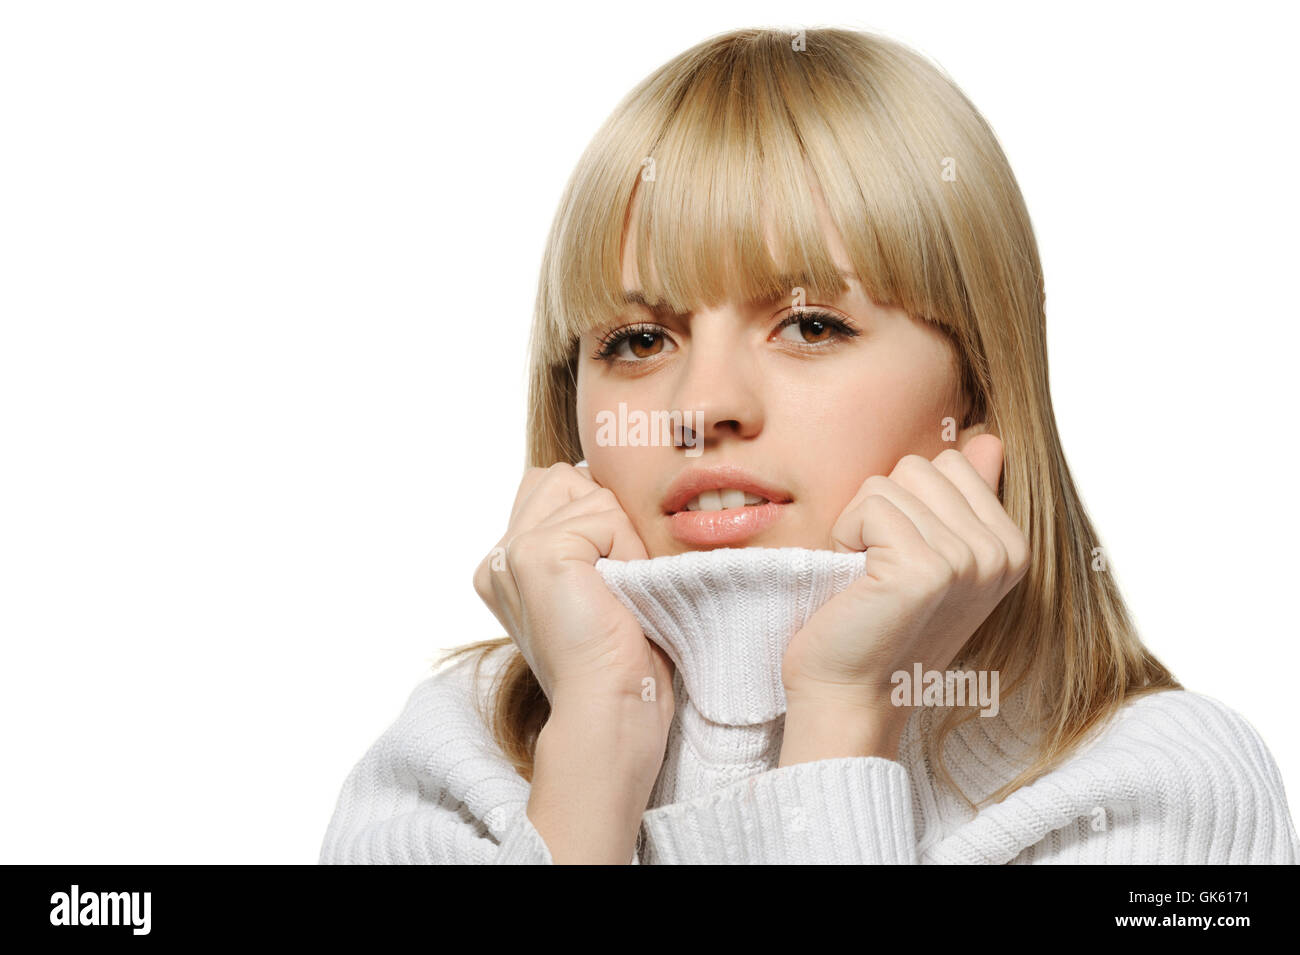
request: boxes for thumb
[961,432,1004,495]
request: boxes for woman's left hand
[778,434,1030,764]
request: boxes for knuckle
[588,486,618,508]
[911,550,954,592]
[949,540,978,579]
[861,490,893,513]
[931,552,957,585]
[536,462,569,484]
[895,454,929,475]
[862,474,893,494]
[520,466,548,489]
[1008,534,1031,577]
[504,533,539,569]
[515,467,548,502]
[972,534,1008,576]
[473,547,511,604]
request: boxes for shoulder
[1054,688,1298,861]
[319,644,532,864]
[925,688,1299,863]
[399,644,511,724]
[1100,688,1284,776]
[384,643,522,772]
[1074,688,1288,794]
[349,647,527,813]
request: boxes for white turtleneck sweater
[318,547,1300,864]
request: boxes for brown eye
[795,318,832,342]
[627,331,664,358]
[774,310,859,347]
[593,323,678,363]
[777,316,834,343]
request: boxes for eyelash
[592,322,664,362]
[591,309,860,365]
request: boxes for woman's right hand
[472,461,676,758]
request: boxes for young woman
[319,26,1299,864]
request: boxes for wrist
[540,692,667,792]
[549,671,664,716]
[778,695,909,767]
[529,700,663,863]
[529,727,650,864]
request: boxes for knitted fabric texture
[594,547,867,723]
[595,547,866,822]
[319,546,1300,864]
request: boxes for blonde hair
[441,26,1179,809]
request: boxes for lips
[682,489,768,511]
[661,465,792,515]
[667,501,788,547]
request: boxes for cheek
[575,365,623,469]
[574,381,596,462]
[576,380,618,476]
[779,363,956,518]
[574,378,660,521]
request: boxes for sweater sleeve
[637,690,1300,865]
[638,756,918,864]
[927,690,1300,865]
[318,651,557,865]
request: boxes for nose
[668,309,764,449]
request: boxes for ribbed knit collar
[591,546,1041,831]
[594,547,869,725]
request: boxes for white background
[2,0,1296,863]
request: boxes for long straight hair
[442,26,1179,809]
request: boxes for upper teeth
[683,489,768,511]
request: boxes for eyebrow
[620,291,661,308]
